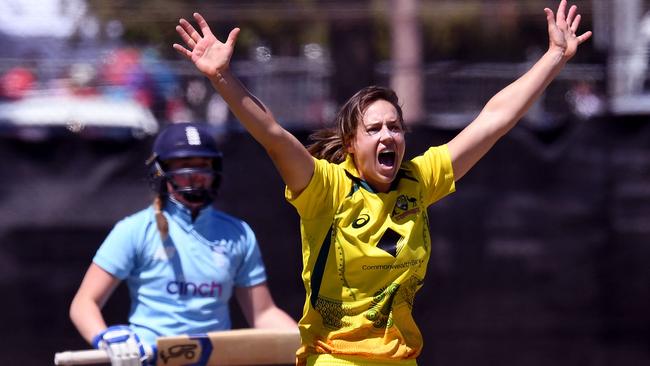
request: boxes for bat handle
[54,350,108,365]
[54,346,154,365]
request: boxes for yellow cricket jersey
[285,145,456,366]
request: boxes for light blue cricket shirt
[93,198,267,344]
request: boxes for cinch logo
[167,281,223,297]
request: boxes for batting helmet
[147,122,223,203]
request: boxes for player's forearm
[252,307,298,329]
[69,296,108,345]
[207,69,314,192]
[207,69,284,147]
[478,48,566,136]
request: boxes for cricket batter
[69,122,296,365]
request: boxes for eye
[388,123,403,133]
[365,125,381,135]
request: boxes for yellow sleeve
[285,157,346,219]
[411,145,456,206]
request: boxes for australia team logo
[391,195,419,221]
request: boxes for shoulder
[107,206,157,241]
[308,156,348,185]
[408,145,452,174]
[208,208,255,235]
[286,157,351,217]
[115,206,156,228]
[407,145,456,204]
[95,206,156,269]
[410,145,450,164]
[287,156,348,199]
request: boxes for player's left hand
[545,0,592,60]
[92,325,150,366]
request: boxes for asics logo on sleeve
[167,280,223,297]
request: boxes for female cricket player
[173,1,591,365]
[69,122,296,366]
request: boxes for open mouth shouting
[350,98,406,192]
[378,148,396,169]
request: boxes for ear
[345,140,355,154]
[344,134,357,154]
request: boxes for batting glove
[92,325,149,366]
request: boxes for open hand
[173,13,240,78]
[545,0,592,60]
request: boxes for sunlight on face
[347,99,405,193]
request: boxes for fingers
[557,1,582,32]
[175,21,196,49]
[570,14,581,33]
[225,28,241,48]
[173,11,241,61]
[175,13,212,50]
[193,12,214,37]
[556,0,567,24]
[544,8,555,26]
[178,18,201,45]
[548,2,585,35]
[172,43,192,59]
[576,30,593,44]
[566,5,577,27]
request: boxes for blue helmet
[147,122,223,202]
[152,122,223,162]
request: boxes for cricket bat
[54,328,300,365]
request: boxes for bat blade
[54,328,300,366]
[158,328,300,366]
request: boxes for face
[164,157,215,210]
[347,99,405,193]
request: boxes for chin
[369,175,393,190]
[379,170,398,182]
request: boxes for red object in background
[101,48,141,86]
[1,67,35,99]
[100,47,153,107]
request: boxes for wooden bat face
[154,329,300,366]
[157,335,213,365]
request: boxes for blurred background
[0,0,649,365]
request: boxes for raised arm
[447,0,592,181]
[174,13,314,195]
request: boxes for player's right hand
[92,325,149,366]
[173,12,240,78]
